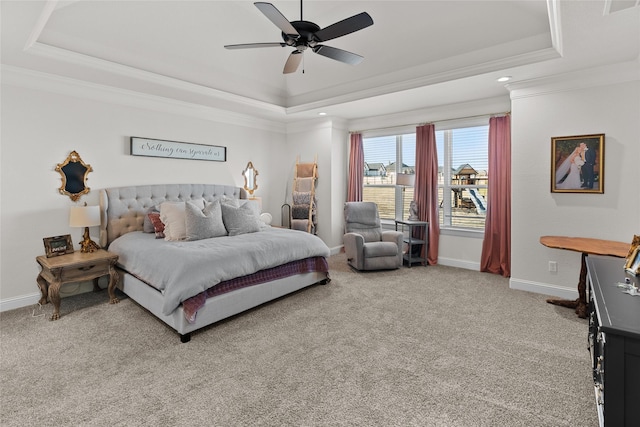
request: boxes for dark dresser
[586,255,640,427]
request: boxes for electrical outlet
[549,261,557,272]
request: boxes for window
[360,122,489,231]
[436,125,489,230]
[362,133,416,221]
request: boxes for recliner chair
[343,202,403,270]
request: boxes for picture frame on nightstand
[624,235,640,276]
[43,235,74,258]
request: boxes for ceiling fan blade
[254,2,299,37]
[313,45,364,65]
[224,42,286,50]
[283,51,303,74]
[313,12,373,42]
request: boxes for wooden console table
[540,236,629,318]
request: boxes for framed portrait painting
[551,134,604,194]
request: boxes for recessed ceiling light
[497,76,512,83]
[318,112,327,116]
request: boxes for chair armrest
[343,232,365,270]
[382,231,404,266]
[382,230,403,247]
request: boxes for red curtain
[480,115,511,277]
[415,124,440,265]
[347,133,364,202]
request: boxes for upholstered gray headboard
[99,184,247,247]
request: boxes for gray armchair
[343,202,403,270]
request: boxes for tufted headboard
[99,184,247,247]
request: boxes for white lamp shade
[396,173,415,187]
[69,205,101,227]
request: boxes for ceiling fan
[224,1,374,74]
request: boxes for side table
[395,219,428,267]
[36,249,119,320]
[539,236,629,318]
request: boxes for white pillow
[185,200,227,241]
[160,202,187,241]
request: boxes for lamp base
[80,227,100,253]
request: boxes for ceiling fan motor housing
[283,20,321,49]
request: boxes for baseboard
[0,292,41,313]
[509,278,579,300]
[437,257,480,271]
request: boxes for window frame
[361,130,415,223]
[359,118,489,235]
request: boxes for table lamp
[396,173,418,220]
[69,205,101,253]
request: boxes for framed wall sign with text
[130,137,226,162]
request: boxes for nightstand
[36,249,119,320]
[395,219,428,267]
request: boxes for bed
[98,184,331,343]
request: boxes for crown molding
[507,60,640,99]
[26,42,288,115]
[347,96,510,134]
[1,65,287,134]
[286,43,559,115]
[546,0,563,56]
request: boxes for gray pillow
[221,202,262,236]
[185,200,227,241]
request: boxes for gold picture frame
[551,134,604,194]
[43,235,74,258]
[624,235,640,276]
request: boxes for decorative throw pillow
[143,205,160,233]
[221,203,263,236]
[185,200,227,241]
[160,202,187,241]
[220,196,240,208]
[147,212,165,239]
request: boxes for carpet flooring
[0,254,598,426]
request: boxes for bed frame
[99,184,329,343]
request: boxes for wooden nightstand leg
[48,281,62,321]
[107,261,120,305]
[92,277,101,292]
[36,273,49,306]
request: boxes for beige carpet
[0,254,598,426]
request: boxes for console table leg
[546,252,588,318]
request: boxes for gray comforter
[109,228,331,315]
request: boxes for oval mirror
[55,150,93,202]
[242,161,258,196]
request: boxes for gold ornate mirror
[55,150,93,201]
[242,161,258,196]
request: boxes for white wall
[2,62,638,312]
[509,65,640,298]
[0,71,287,309]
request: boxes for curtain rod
[350,111,510,134]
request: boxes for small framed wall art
[551,134,604,194]
[43,235,74,258]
